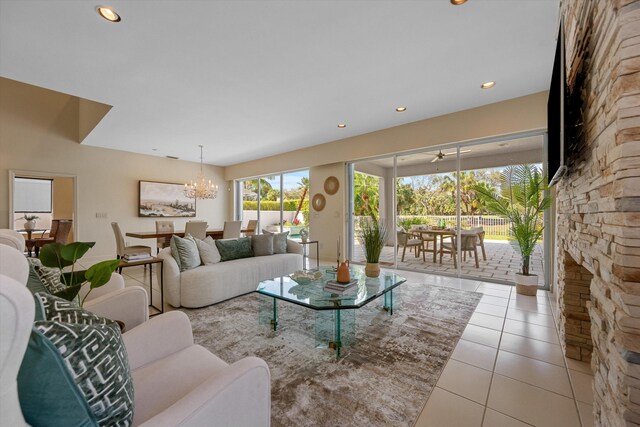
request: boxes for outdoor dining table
[413,228,455,262]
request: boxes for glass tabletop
[256,266,406,310]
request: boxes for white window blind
[14,177,52,213]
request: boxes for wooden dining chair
[469,227,487,261]
[155,220,174,253]
[396,228,425,262]
[223,221,242,239]
[34,220,73,257]
[185,221,207,240]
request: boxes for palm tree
[293,177,309,224]
[354,172,380,220]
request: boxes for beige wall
[225,91,548,181]
[52,177,75,241]
[309,163,347,262]
[1,79,228,262]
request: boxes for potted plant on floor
[40,242,121,307]
[473,164,551,295]
[357,217,388,278]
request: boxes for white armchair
[124,311,271,426]
[0,229,25,252]
[1,246,271,426]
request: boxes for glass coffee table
[256,265,406,359]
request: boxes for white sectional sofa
[158,239,303,308]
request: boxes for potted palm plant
[357,217,388,278]
[473,164,551,295]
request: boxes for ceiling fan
[430,149,471,163]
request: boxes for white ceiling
[0,0,559,166]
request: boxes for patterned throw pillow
[19,293,134,427]
[28,258,66,294]
[195,236,221,264]
[170,234,201,271]
[251,233,274,257]
[215,237,254,261]
[262,230,290,254]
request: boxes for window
[14,177,52,213]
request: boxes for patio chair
[397,228,425,262]
[440,233,479,268]
[469,227,487,261]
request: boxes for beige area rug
[181,281,481,427]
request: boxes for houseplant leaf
[53,284,83,302]
[85,259,121,289]
[39,243,74,269]
[60,242,95,263]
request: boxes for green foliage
[357,217,388,263]
[473,164,551,276]
[398,216,429,231]
[39,242,120,307]
[354,172,380,220]
[242,200,308,212]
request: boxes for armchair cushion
[18,294,134,426]
[26,259,48,295]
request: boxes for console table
[118,257,164,315]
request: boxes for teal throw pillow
[18,293,134,427]
[251,233,274,257]
[170,234,201,271]
[262,230,289,254]
[28,258,66,294]
[26,258,49,295]
[215,237,254,261]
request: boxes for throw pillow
[170,234,201,271]
[26,258,49,295]
[18,293,134,427]
[215,237,254,261]
[251,233,274,257]
[195,236,221,264]
[262,230,289,254]
[28,258,66,294]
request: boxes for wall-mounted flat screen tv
[547,19,568,187]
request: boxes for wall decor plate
[324,176,339,195]
[311,194,326,211]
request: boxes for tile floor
[118,265,594,427]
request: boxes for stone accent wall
[556,0,640,425]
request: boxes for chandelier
[184,145,218,200]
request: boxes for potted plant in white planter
[357,217,388,278]
[473,164,551,295]
[19,214,39,230]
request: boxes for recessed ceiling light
[395,107,407,112]
[97,6,121,22]
[481,81,496,89]
[450,0,468,5]
[337,123,346,128]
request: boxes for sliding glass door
[347,133,548,288]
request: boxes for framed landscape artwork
[139,181,196,217]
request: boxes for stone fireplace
[555,0,640,425]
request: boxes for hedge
[242,200,309,212]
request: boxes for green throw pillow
[28,258,66,294]
[170,234,201,271]
[215,237,254,261]
[19,293,134,427]
[262,230,289,254]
